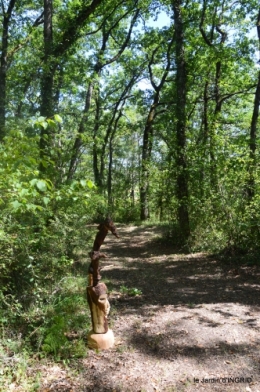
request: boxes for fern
[42,316,67,358]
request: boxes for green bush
[0,125,102,363]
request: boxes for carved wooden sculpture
[93,217,119,251]
[88,251,106,287]
[87,218,119,349]
[87,282,110,333]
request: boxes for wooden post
[87,218,119,349]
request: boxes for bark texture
[0,0,16,140]
[172,0,190,242]
[87,218,119,338]
[247,9,260,202]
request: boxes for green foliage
[0,124,101,346]
[0,345,40,392]
[39,278,90,359]
[1,276,90,366]
[1,3,260,387]
[41,313,87,359]
[0,278,89,389]
[120,285,142,296]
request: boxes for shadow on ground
[77,225,260,392]
[102,225,260,308]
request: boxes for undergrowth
[0,275,91,391]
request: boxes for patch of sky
[146,10,171,28]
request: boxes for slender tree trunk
[98,76,136,192]
[197,80,209,200]
[39,0,103,176]
[139,30,174,221]
[244,10,260,240]
[53,64,63,110]
[199,3,227,195]
[130,135,136,208]
[39,0,54,173]
[172,0,190,242]
[40,0,53,119]
[247,9,260,202]
[209,58,224,191]
[16,77,33,118]
[247,70,260,202]
[107,110,123,207]
[0,0,16,141]
[140,104,156,220]
[67,81,94,180]
[108,140,113,206]
[93,94,101,186]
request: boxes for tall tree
[140,28,174,220]
[39,0,53,171]
[0,0,16,140]
[172,0,190,242]
[39,0,105,175]
[199,0,228,191]
[247,8,260,202]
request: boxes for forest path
[45,225,260,391]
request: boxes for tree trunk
[108,140,113,206]
[93,95,102,186]
[140,25,174,221]
[40,0,53,119]
[39,0,104,175]
[39,0,54,173]
[107,110,123,207]
[198,80,209,200]
[140,105,156,220]
[172,0,190,242]
[98,76,136,193]
[247,9,260,202]
[0,0,16,141]
[247,70,260,200]
[67,81,94,180]
[199,3,227,194]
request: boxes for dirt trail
[44,225,260,392]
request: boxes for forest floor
[39,225,259,391]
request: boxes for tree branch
[104,8,140,66]
[199,0,213,47]
[53,0,104,58]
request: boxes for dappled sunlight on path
[72,225,260,391]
